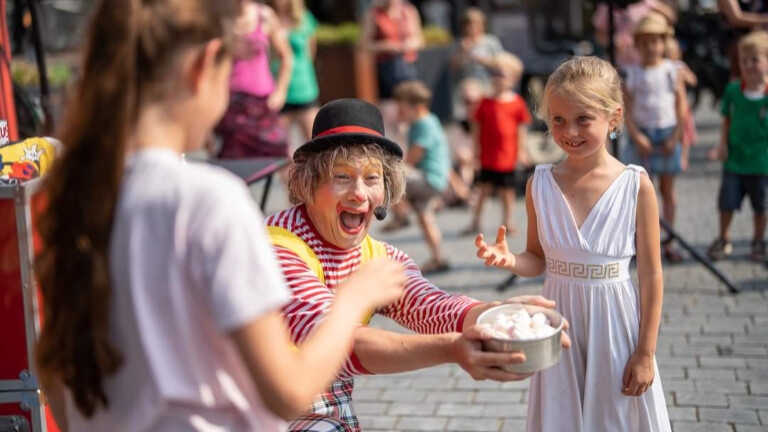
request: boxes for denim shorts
[718,173,768,213]
[625,125,681,175]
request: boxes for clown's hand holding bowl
[265,99,570,430]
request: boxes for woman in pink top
[215,0,294,158]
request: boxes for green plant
[422,25,453,47]
[316,22,360,46]
[11,60,73,87]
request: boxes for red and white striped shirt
[265,205,481,378]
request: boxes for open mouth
[339,210,366,234]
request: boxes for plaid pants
[289,379,359,432]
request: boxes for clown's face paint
[306,148,386,250]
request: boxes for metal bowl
[477,303,564,374]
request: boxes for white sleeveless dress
[526,164,671,432]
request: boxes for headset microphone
[373,206,388,221]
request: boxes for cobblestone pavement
[261,99,768,432]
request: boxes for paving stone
[664,380,696,393]
[746,359,768,370]
[436,403,487,417]
[690,335,734,346]
[396,417,448,431]
[410,377,458,390]
[675,392,729,407]
[425,391,475,403]
[734,335,768,346]
[445,418,502,432]
[688,368,738,381]
[667,407,697,421]
[353,388,382,401]
[659,356,700,367]
[728,395,768,410]
[734,426,768,432]
[379,389,427,402]
[388,402,437,416]
[499,419,526,432]
[659,367,686,380]
[750,383,768,395]
[672,421,734,432]
[699,408,760,424]
[453,377,503,390]
[673,345,720,357]
[482,404,528,419]
[738,369,768,382]
[695,380,749,395]
[701,357,749,368]
[358,415,398,430]
[354,402,390,415]
[719,346,768,357]
[475,391,524,404]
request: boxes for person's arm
[710,116,731,161]
[265,6,293,112]
[405,144,425,166]
[718,0,768,29]
[233,262,404,418]
[403,4,425,52]
[623,81,653,155]
[679,63,698,87]
[622,172,663,396]
[475,177,547,277]
[664,72,687,154]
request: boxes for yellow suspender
[266,225,387,326]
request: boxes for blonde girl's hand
[662,137,676,155]
[475,226,515,271]
[622,351,655,396]
[267,89,287,112]
[337,259,406,310]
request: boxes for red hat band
[314,125,384,139]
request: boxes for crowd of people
[26,0,767,431]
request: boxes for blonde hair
[267,0,305,25]
[289,144,406,206]
[393,80,432,106]
[538,56,624,130]
[493,51,524,81]
[738,30,768,58]
[461,7,486,28]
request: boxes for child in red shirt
[464,51,531,235]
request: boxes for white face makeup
[306,148,386,250]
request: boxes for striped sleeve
[377,244,482,334]
[275,246,371,379]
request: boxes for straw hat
[633,13,674,37]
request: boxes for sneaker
[707,238,733,261]
[750,239,766,262]
[421,259,450,275]
[380,216,410,233]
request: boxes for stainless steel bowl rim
[478,304,565,343]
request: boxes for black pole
[659,219,739,294]
[25,0,53,135]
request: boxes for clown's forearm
[352,327,460,374]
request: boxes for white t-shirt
[64,148,290,431]
[625,59,678,129]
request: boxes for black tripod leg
[496,274,518,292]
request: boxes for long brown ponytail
[35,0,236,418]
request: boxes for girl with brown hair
[34,0,405,430]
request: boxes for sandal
[460,224,480,237]
[663,243,684,264]
[707,238,733,261]
[750,239,766,262]
[421,259,451,275]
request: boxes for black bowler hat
[293,98,403,161]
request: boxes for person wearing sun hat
[264,98,570,431]
[624,12,688,263]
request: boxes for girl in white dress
[475,56,671,431]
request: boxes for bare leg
[659,174,678,226]
[298,106,319,141]
[465,183,492,234]
[379,100,406,152]
[416,205,444,263]
[719,211,735,242]
[499,186,517,235]
[755,212,766,242]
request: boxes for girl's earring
[609,130,618,140]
